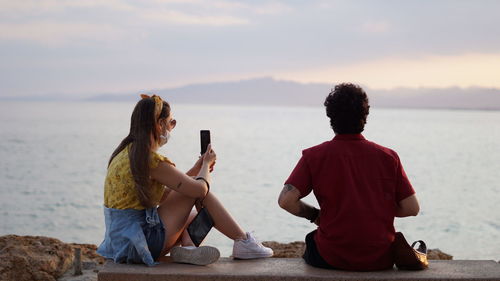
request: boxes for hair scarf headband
[140,94,163,120]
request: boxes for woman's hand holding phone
[202,144,216,172]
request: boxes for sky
[1,0,500,97]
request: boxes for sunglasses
[169,119,177,128]
[159,117,176,128]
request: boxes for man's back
[286,134,414,270]
[279,83,419,271]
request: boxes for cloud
[0,0,258,46]
[141,9,249,26]
[0,0,133,15]
[240,2,293,15]
[276,53,500,89]
[0,22,127,46]
[153,0,292,15]
[1,1,499,96]
[0,0,284,27]
[359,21,391,34]
[0,0,253,40]
[139,1,291,24]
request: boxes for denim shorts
[143,217,165,261]
[98,206,166,265]
[127,211,165,263]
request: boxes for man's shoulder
[302,140,333,156]
[365,140,400,160]
[301,138,400,161]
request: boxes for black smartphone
[200,130,211,155]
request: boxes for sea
[0,101,499,260]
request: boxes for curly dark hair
[324,83,370,134]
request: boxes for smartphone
[200,130,211,155]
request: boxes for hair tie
[140,94,163,120]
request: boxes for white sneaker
[170,246,220,265]
[232,232,274,259]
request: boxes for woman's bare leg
[157,191,196,255]
[158,189,247,256]
[202,192,246,240]
[180,210,197,246]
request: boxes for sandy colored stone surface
[58,262,103,281]
[58,243,106,281]
[262,241,306,258]
[99,258,500,281]
[0,235,74,281]
[0,235,105,281]
[428,248,453,260]
[67,243,105,265]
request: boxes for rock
[68,244,105,265]
[59,243,105,281]
[0,235,74,281]
[82,262,96,270]
[0,235,106,281]
[262,241,305,258]
[58,262,103,281]
[428,248,453,260]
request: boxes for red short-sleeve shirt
[285,134,415,271]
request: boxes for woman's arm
[151,162,208,198]
[186,157,203,177]
[150,144,217,199]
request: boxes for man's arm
[278,184,319,224]
[395,194,420,217]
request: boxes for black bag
[187,206,214,247]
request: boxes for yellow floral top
[104,145,175,210]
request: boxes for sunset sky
[1,0,499,97]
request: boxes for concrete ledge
[98,258,500,281]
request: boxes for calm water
[0,102,499,259]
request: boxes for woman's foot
[170,246,220,265]
[232,232,274,259]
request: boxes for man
[278,83,419,271]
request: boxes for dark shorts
[303,230,336,269]
[128,212,165,263]
[144,217,165,261]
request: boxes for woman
[97,94,273,266]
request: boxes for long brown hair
[108,97,171,208]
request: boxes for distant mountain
[85,77,329,106]
[160,77,329,107]
[4,77,500,110]
[87,77,500,110]
[369,87,500,110]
